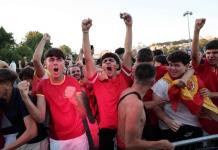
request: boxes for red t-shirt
[37,76,85,140]
[155,65,168,81]
[89,66,131,129]
[193,59,218,134]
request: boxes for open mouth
[107,66,112,71]
[54,68,59,72]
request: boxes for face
[69,66,82,81]
[168,62,188,78]
[45,56,65,80]
[205,49,218,66]
[0,82,11,100]
[101,57,118,78]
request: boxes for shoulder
[120,90,143,107]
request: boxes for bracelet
[83,31,89,33]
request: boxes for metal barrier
[173,134,218,150]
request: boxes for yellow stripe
[163,73,218,114]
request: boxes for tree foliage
[59,45,72,56]
[0,26,15,49]
[22,31,52,51]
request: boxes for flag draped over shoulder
[163,73,218,115]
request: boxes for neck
[132,82,150,98]
[51,74,65,84]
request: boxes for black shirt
[0,88,47,143]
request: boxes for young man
[19,48,88,150]
[152,51,203,150]
[0,68,38,150]
[134,48,193,141]
[82,12,133,150]
[191,18,218,135]
[117,63,174,150]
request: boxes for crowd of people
[0,13,218,150]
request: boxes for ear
[185,64,190,69]
[116,64,120,70]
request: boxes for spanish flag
[163,73,218,115]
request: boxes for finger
[172,121,180,131]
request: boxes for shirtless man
[117,63,174,150]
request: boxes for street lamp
[183,11,193,50]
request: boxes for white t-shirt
[152,78,200,130]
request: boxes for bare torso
[117,88,146,144]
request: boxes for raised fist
[82,18,92,32]
[195,18,206,31]
[17,80,30,97]
[120,12,132,26]
[42,33,51,42]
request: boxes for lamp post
[183,11,193,50]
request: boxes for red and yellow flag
[163,73,218,115]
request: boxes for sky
[1,0,218,54]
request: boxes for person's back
[117,89,145,149]
[117,63,174,150]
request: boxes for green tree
[22,31,52,51]
[59,45,72,56]
[0,26,15,49]
[199,39,209,51]
[15,44,33,62]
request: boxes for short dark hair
[155,55,168,65]
[137,48,154,63]
[205,40,218,50]
[167,50,190,65]
[44,48,65,60]
[115,47,125,55]
[135,63,155,85]
[101,52,121,70]
[19,67,34,81]
[153,49,163,56]
[0,68,18,84]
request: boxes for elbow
[125,139,139,150]
[36,116,45,124]
[28,124,38,140]
[33,114,45,124]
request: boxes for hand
[175,79,186,88]
[97,68,108,81]
[82,18,92,32]
[64,86,78,105]
[165,119,181,132]
[42,33,51,42]
[17,80,30,97]
[120,12,132,27]
[199,88,211,98]
[159,140,175,150]
[194,18,206,32]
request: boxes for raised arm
[191,18,206,66]
[32,33,50,78]
[82,18,97,78]
[18,81,46,123]
[121,12,133,70]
